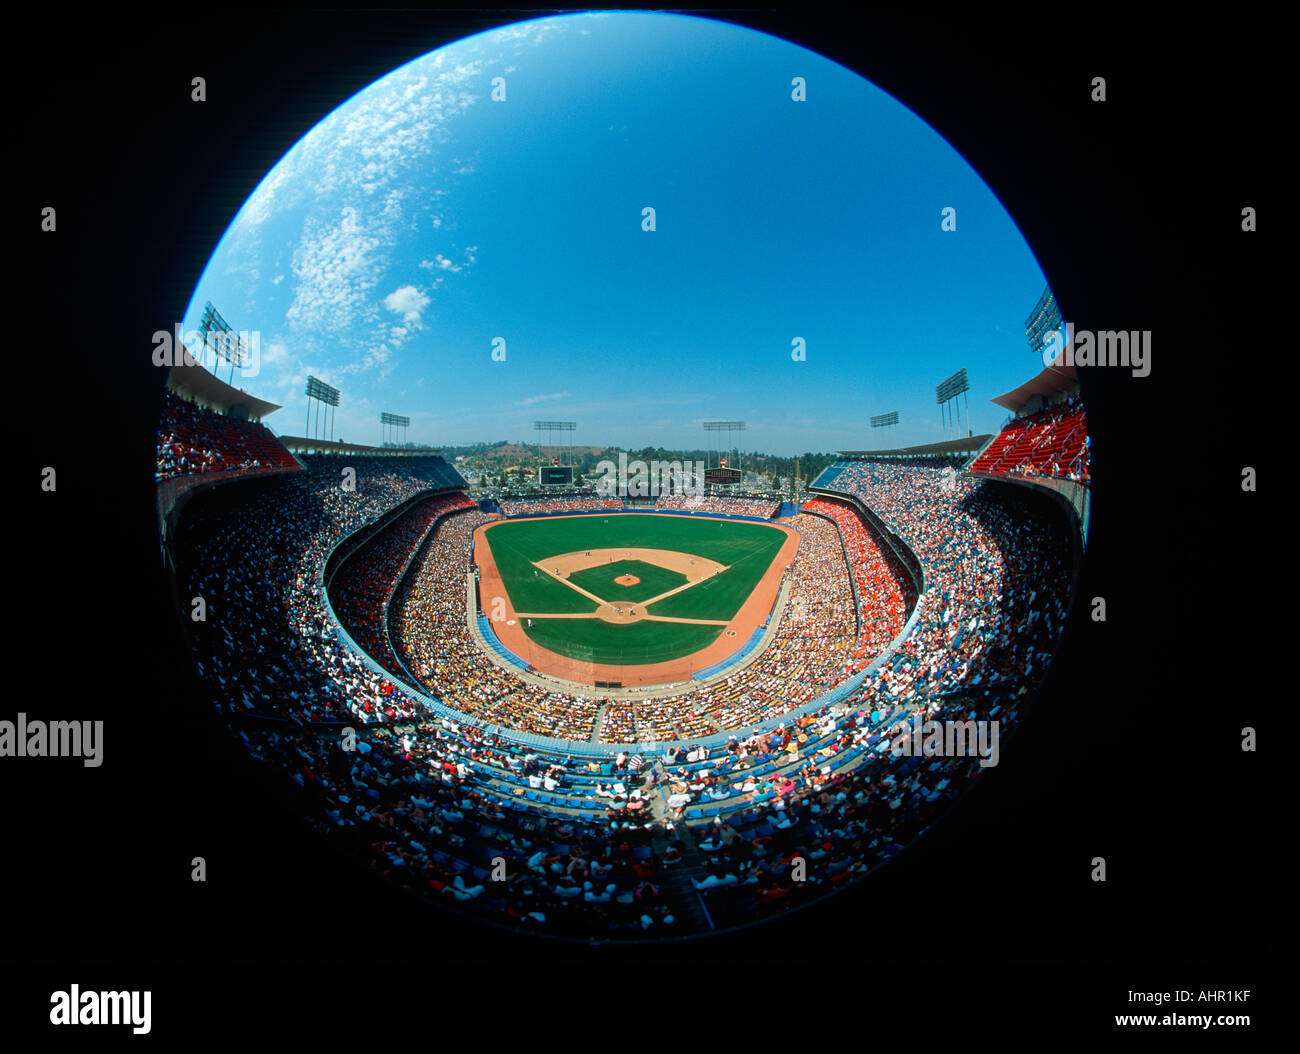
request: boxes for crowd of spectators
[498,494,622,517]
[230,718,680,936]
[634,455,1076,926]
[220,671,1037,937]
[654,494,779,519]
[801,496,914,663]
[391,509,512,716]
[678,692,1007,927]
[331,493,475,678]
[175,454,1076,938]
[155,390,300,481]
[699,513,872,726]
[178,455,464,725]
[970,394,1090,483]
[822,462,1071,711]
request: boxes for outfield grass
[645,540,782,619]
[525,617,725,665]
[484,513,783,569]
[487,570,599,614]
[567,559,686,604]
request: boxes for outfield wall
[500,506,778,525]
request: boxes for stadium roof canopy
[278,436,442,456]
[990,361,1077,414]
[838,435,993,458]
[166,358,281,421]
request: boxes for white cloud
[493,20,561,47]
[234,48,488,343]
[514,390,571,407]
[420,254,461,273]
[262,339,290,367]
[339,343,391,377]
[200,21,579,380]
[383,284,430,323]
[286,206,382,334]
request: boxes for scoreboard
[540,465,574,485]
[705,467,741,485]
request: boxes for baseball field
[473,512,799,686]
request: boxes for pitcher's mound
[614,574,641,586]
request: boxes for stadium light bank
[1042,323,1151,377]
[151,322,262,378]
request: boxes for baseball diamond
[475,513,798,682]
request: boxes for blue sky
[181,11,1050,454]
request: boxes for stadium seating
[499,495,622,516]
[800,496,913,662]
[969,396,1090,482]
[654,495,780,519]
[331,492,476,678]
[173,450,1074,938]
[178,454,470,725]
[155,390,300,480]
